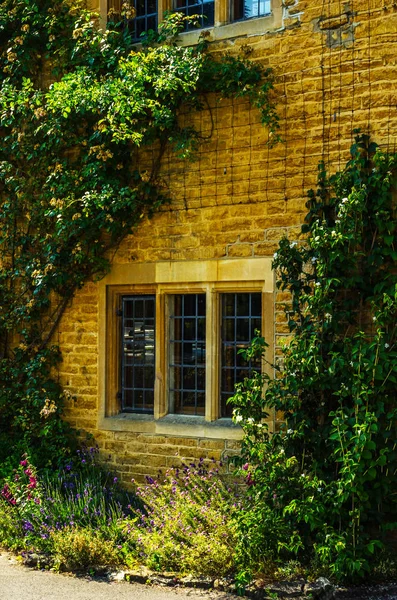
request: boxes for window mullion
[205,285,218,421]
[215,0,230,27]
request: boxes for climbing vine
[0,0,279,474]
[231,134,397,581]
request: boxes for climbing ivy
[0,0,279,475]
[231,134,397,582]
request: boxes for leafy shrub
[51,526,121,571]
[124,460,239,576]
[230,135,397,583]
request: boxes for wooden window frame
[105,280,272,422]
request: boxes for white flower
[350,361,353,367]
[290,241,297,248]
[311,256,317,263]
[385,343,390,349]
[273,252,278,259]
[315,282,321,287]
[301,473,306,478]
[287,429,293,435]
[341,198,348,203]
[373,316,377,322]
[247,417,254,425]
[279,448,285,454]
[234,415,243,423]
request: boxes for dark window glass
[121,295,155,413]
[169,294,206,415]
[124,0,158,41]
[175,0,214,30]
[232,0,270,21]
[220,293,262,418]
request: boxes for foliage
[122,460,239,575]
[230,134,397,583]
[0,448,130,552]
[0,454,239,577]
[0,0,279,471]
[51,526,121,571]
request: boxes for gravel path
[0,552,237,600]
[3,550,397,600]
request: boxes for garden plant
[0,451,238,575]
[230,134,397,584]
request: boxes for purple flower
[242,463,249,471]
[20,460,28,467]
[23,520,34,532]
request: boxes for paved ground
[0,552,237,600]
[3,550,397,600]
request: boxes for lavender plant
[124,460,239,576]
[0,448,129,557]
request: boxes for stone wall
[57,0,397,483]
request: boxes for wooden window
[106,285,265,420]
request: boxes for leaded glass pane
[175,0,214,30]
[232,0,270,21]
[220,293,262,418]
[121,295,155,413]
[169,294,206,415]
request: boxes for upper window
[132,0,157,39]
[231,0,270,21]
[175,0,215,30]
[107,0,158,41]
[105,0,277,37]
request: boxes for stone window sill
[98,413,244,440]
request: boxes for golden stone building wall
[57,0,397,484]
